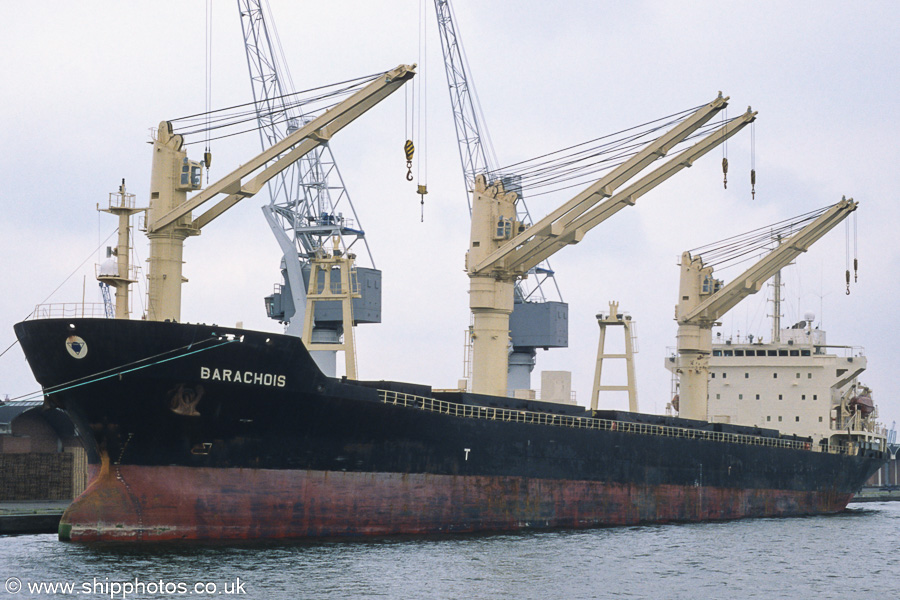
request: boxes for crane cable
[689,205,835,270]
[750,120,757,199]
[845,211,858,294]
[0,229,118,361]
[846,217,851,294]
[854,210,858,282]
[416,0,429,221]
[492,112,744,200]
[204,0,213,179]
[721,105,728,189]
[172,72,382,125]
[171,73,384,145]
[405,78,414,180]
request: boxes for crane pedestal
[673,349,710,421]
[468,276,514,397]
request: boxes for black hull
[14,318,886,541]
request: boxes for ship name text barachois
[200,366,286,388]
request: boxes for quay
[0,500,68,535]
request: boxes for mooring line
[8,337,237,403]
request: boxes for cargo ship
[14,316,887,541]
[10,64,888,541]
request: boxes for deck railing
[30,303,108,320]
[378,390,858,456]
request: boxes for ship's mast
[771,268,782,343]
[769,235,783,343]
[97,180,143,319]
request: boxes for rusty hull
[59,462,852,542]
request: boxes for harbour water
[2,501,898,599]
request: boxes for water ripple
[2,503,898,599]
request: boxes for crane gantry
[238,0,380,377]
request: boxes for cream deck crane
[434,0,566,395]
[467,94,756,397]
[144,65,416,324]
[674,196,858,421]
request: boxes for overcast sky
[2,1,898,430]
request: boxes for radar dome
[99,258,118,277]
[803,312,816,323]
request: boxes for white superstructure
[666,317,882,448]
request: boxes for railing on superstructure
[378,390,862,456]
[835,410,883,436]
[699,343,866,359]
[30,303,108,320]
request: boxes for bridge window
[496,217,512,239]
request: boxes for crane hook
[417,184,428,222]
[845,269,851,295]
[404,139,415,181]
[722,157,728,189]
[750,168,756,200]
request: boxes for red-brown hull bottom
[59,464,853,542]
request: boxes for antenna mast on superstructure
[769,235,783,343]
[771,267,782,343]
